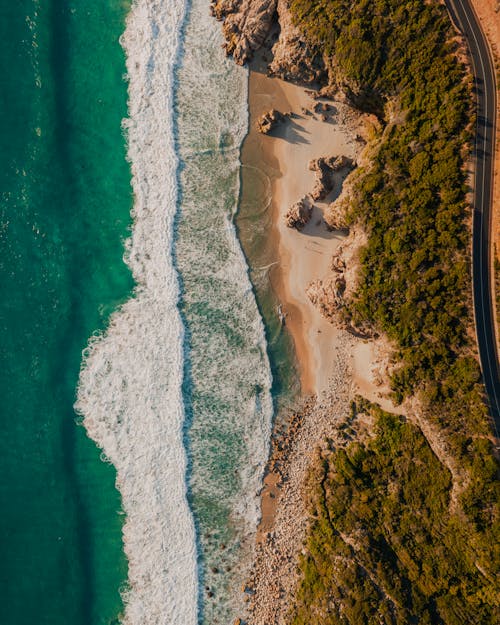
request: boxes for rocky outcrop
[257,108,286,134]
[308,155,352,201]
[331,253,346,273]
[212,0,388,112]
[309,157,334,201]
[213,0,328,85]
[326,198,350,231]
[306,277,345,321]
[307,228,377,338]
[267,0,327,85]
[323,159,359,230]
[284,196,312,229]
[307,275,375,338]
[211,0,277,65]
[313,101,330,114]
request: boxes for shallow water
[237,161,301,409]
[174,1,274,622]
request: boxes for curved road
[445,0,500,439]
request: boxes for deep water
[0,2,132,624]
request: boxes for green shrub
[291,409,499,625]
[290,0,489,447]
[285,1,499,621]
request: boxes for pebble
[245,340,354,625]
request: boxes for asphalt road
[445,0,500,439]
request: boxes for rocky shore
[211,2,393,622]
[211,0,327,86]
[242,334,355,625]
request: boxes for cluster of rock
[211,0,277,65]
[325,197,350,232]
[306,275,346,321]
[306,244,358,330]
[211,0,328,86]
[284,155,353,231]
[300,100,336,122]
[309,154,352,201]
[245,365,355,625]
[304,243,346,317]
[308,245,377,338]
[256,108,288,134]
[284,196,313,230]
[267,0,328,85]
[211,0,276,65]
[331,253,346,273]
[315,100,332,121]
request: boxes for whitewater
[76,0,273,623]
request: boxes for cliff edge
[211,0,327,85]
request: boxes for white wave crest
[174,1,273,621]
[75,1,198,624]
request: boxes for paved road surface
[445,0,500,439]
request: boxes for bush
[291,408,499,625]
[286,1,499,621]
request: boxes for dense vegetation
[285,0,499,621]
[291,403,499,625]
[292,0,483,439]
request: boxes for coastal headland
[213,0,499,623]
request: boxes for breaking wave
[77,0,273,622]
[76,1,198,623]
[174,1,273,622]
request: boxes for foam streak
[76,1,198,623]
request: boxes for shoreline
[240,53,396,410]
[237,53,397,624]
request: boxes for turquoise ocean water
[0,2,131,624]
[1,0,299,623]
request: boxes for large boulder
[308,155,353,201]
[309,157,334,201]
[326,200,350,231]
[257,109,286,134]
[306,278,342,321]
[285,196,312,230]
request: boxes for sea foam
[76,1,198,623]
[175,1,273,622]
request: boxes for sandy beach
[241,56,362,397]
[241,53,395,405]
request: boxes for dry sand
[243,56,364,397]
